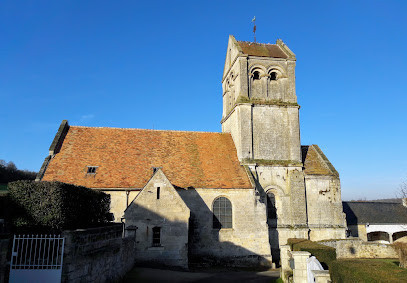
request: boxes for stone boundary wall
[319,239,397,259]
[62,224,136,282]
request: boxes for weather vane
[252,16,256,43]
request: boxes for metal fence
[9,234,65,283]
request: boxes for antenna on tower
[252,16,257,43]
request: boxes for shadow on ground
[122,267,281,283]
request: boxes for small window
[152,227,161,247]
[213,197,232,229]
[270,72,277,81]
[87,166,97,174]
[253,71,260,80]
[157,187,160,199]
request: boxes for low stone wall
[62,224,136,282]
[0,237,11,283]
[319,239,397,259]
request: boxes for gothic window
[152,227,161,247]
[213,197,232,229]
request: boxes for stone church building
[37,35,346,268]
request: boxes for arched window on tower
[250,70,265,99]
[213,197,232,229]
[267,69,285,100]
[270,71,277,81]
[253,71,260,80]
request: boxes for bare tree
[398,179,407,198]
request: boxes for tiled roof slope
[237,41,288,58]
[301,145,339,177]
[343,201,407,225]
[42,126,252,189]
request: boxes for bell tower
[222,36,309,254]
[221,35,301,164]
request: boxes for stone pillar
[291,251,310,283]
[389,233,393,243]
[312,270,331,283]
[280,245,292,282]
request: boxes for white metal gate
[9,234,65,283]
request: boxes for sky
[1,1,406,200]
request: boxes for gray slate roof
[343,201,407,225]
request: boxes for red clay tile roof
[301,145,339,177]
[42,126,252,189]
[237,41,288,58]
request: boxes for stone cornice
[241,158,303,167]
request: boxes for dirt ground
[122,267,281,283]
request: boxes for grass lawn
[330,258,407,282]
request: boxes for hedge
[287,238,336,269]
[7,181,111,232]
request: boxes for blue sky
[1,1,406,200]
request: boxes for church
[37,35,346,269]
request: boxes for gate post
[291,251,310,283]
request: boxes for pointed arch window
[213,197,232,229]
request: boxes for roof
[41,125,252,189]
[236,41,289,58]
[301,145,339,177]
[343,201,407,225]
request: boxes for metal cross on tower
[252,16,257,43]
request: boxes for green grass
[330,258,407,283]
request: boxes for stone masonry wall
[178,187,272,267]
[320,239,397,259]
[105,190,139,222]
[306,176,345,228]
[251,165,308,247]
[62,224,135,282]
[124,169,190,269]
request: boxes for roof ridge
[344,201,400,204]
[311,144,339,177]
[70,125,227,135]
[237,40,276,46]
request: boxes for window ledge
[148,246,164,251]
[218,228,234,232]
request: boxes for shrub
[287,238,336,269]
[393,242,407,268]
[7,180,111,232]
